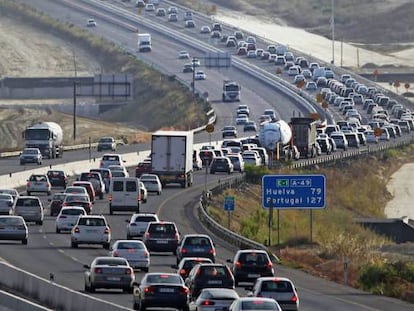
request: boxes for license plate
[156,240,168,244]
[248,274,260,278]
[159,288,174,293]
[86,229,98,233]
[107,277,120,281]
[193,248,204,252]
[208,280,222,285]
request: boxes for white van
[109,177,141,215]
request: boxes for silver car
[13,196,44,225]
[110,240,150,272]
[126,213,159,239]
[84,256,135,293]
[71,215,111,249]
[55,206,87,233]
[26,174,51,196]
[190,288,239,311]
[0,216,28,245]
[0,189,19,203]
[0,194,14,215]
[19,147,42,165]
[140,174,162,195]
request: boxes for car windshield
[241,301,278,310]
[0,194,12,200]
[146,274,182,284]
[78,218,105,226]
[102,155,120,161]
[29,175,47,182]
[134,216,157,223]
[16,198,40,207]
[148,223,175,234]
[261,280,293,292]
[53,194,66,201]
[95,258,127,266]
[99,138,113,143]
[116,241,144,250]
[61,209,84,216]
[0,217,24,226]
[66,195,88,202]
[24,149,38,154]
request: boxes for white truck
[138,33,152,52]
[222,80,241,102]
[151,131,193,188]
[22,122,63,159]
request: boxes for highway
[1,0,413,310]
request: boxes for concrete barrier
[0,262,132,311]
[0,289,53,311]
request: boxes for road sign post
[224,196,235,229]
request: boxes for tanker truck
[22,122,63,159]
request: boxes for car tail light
[180,269,186,276]
[209,248,215,255]
[100,161,104,167]
[179,287,189,295]
[47,182,51,188]
[196,269,201,276]
[144,286,155,294]
[113,251,119,257]
[181,248,187,254]
[73,227,80,233]
[145,232,150,239]
[174,233,180,240]
[26,182,31,187]
[104,227,110,234]
[235,261,241,268]
[201,300,215,306]
[291,294,298,302]
[108,194,112,202]
[137,194,141,201]
[94,268,102,274]
[125,268,133,275]
[266,261,273,268]
[63,202,69,206]
[59,215,67,219]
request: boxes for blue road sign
[262,174,326,209]
[224,196,235,211]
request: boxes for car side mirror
[125,219,130,223]
[8,202,13,206]
[226,259,232,263]
[83,264,90,269]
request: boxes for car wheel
[20,161,24,165]
[89,284,95,293]
[103,243,110,250]
[84,282,89,292]
[99,193,104,200]
[36,220,43,226]
[27,191,31,196]
[22,238,27,245]
[47,191,51,196]
[71,241,78,248]
[133,302,139,311]
[140,302,146,311]
[109,208,113,215]
[56,227,60,234]
[210,171,215,174]
[142,267,149,273]
[157,191,161,196]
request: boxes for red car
[135,161,152,178]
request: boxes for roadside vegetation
[0,1,210,150]
[207,146,414,302]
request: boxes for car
[13,196,44,225]
[185,20,196,28]
[305,81,317,91]
[108,165,129,178]
[210,157,234,174]
[0,216,28,244]
[111,240,150,272]
[330,132,348,150]
[179,50,190,59]
[26,174,51,195]
[46,170,68,188]
[143,221,180,253]
[132,273,190,311]
[293,74,305,85]
[344,132,360,148]
[64,185,88,196]
[185,263,235,299]
[183,63,194,73]
[62,193,92,214]
[236,115,249,125]
[86,19,97,27]
[135,161,152,178]
[72,181,96,203]
[97,136,116,152]
[155,7,166,16]
[140,174,162,195]
[190,288,239,311]
[174,257,213,280]
[48,192,67,216]
[365,130,379,144]
[79,171,105,199]
[243,121,257,132]
[237,47,247,56]
[0,189,19,203]
[135,0,145,7]
[192,58,201,67]
[316,137,332,154]
[176,234,216,265]
[139,181,148,203]
[55,206,87,233]
[222,126,237,138]
[246,50,256,58]
[242,151,261,166]
[71,215,111,249]
[19,147,42,165]
[168,13,178,22]
[212,23,222,31]
[126,213,159,239]
[0,194,13,215]
[100,153,125,168]
[194,70,206,80]
[248,277,299,311]
[229,297,282,311]
[227,153,245,173]
[167,6,178,14]
[90,168,112,193]
[200,25,211,33]
[145,3,155,11]
[263,109,277,121]
[84,256,134,293]
[237,104,250,116]
[227,249,274,286]
[108,177,141,214]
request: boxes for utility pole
[192,57,196,95]
[331,0,335,64]
[72,48,78,141]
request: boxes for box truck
[151,131,193,188]
[138,33,152,52]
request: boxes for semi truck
[22,122,63,159]
[138,33,152,52]
[151,131,193,188]
[289,117,319,158]
[222,80,241,102]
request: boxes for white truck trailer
[138,33,152,52]
[151,131,193,188]
[22,122,64,159]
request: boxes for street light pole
[192,57,196,95]
[72,48,78,141]
[331,0,335,64]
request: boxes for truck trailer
[151,131,193,188]
[289,117,319,158]
[22,122,63,159]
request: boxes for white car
[110,240,150,272]
[100,153,125,168]
[64,186,88,196]
[236,115,249,125]
[26,174,51,196]
[155,7,166,16]
[139,181,148,203]
[55,206,87,233]
[126,213,159,239]
[242,151,261,166]
[140,174,162,195]
[200,25,211,33]
[0,189,19,203]
[108,165,129,177]
[0,194,13,215]
[86,19,97,27]
[194,70,206,80]
[229,297,282,311]
[168,13,178,22]
[178,50,190,59]
[145,3,155,11]
[71,215,111,249]
[19,147,42,165]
